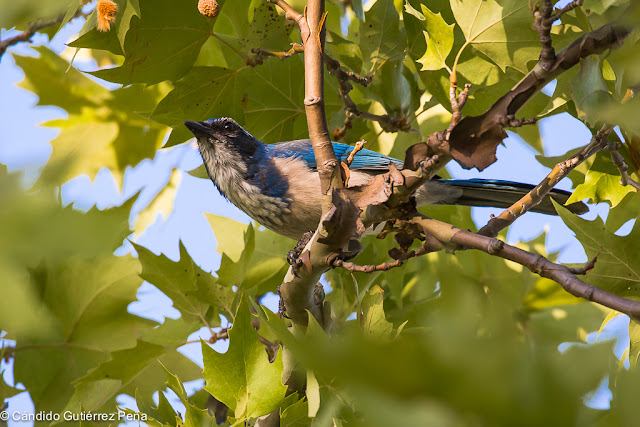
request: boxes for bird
[184,117,587,240]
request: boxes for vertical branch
[304,0,343,213]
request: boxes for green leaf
[306,370,320,417]
[202,295,287,421]
[555,200,640,299]
[280,397,310,426]
[327,30,363,74]
[116,0,141,50]
[68,26,125,56]
[207,215,290,294]
[13,46,110,114]
[0,373,22,401]
[569,57,612,126]
[207,214,250,261]
[134,241,235,322]
[162,365,216,427]
[0,0,71,29]
[9,254,154,415]
[522,278,583,311]
[415,5,454,71]
[133,168,182,237]
[360,0,407,74]
[629,320,640,368]
[450,0,540,73]
[151,67,245,147]
[91,0,211,84]
[566,152,635,207]
[133,388,177,427]
[361,285,393,339]
[241,56,307,144]
[13,46,168,187]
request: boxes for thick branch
[270,0,344,331]
[302,0,341,205]
[413,214,640,320]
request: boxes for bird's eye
[223,122,233,131]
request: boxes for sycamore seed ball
[96,0,118,32]
[198,0,219,18]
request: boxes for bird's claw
[287,231,314,277]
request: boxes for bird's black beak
[184,120,211,138]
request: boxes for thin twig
[568,256,598,275]
[550,0,584,22]
[249,44,304,66]
[324,52,411,134]
[208,329,229,344]
[533,0,556,70]
[448,83,471,133]
[609,143,640,190]
[344,140,366,166]
[0,10,83,60]
[478,124,613,237]
[500,115,538,128]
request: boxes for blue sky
[0,5,631,421]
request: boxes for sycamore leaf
[280,397,310,426]
[555,200,640,299]
[450,0,540,73]
[360,0,407,74]
[570,57,613,126]
[133,388,177,427]
[522,278,583,311]
[241,56,307,144]
[12,46,110,114]
[162,365,216,427]
[133,168,182,237]
[207,215,290,294]
[152,66,245,147]
[134,241,235,322]
[9,254,154,415]
[202,295,287,421]
[361,285,393,339]
[91,0,211,85]
[306,370,320,417]
[416,5,454,71]
[630,320,640,368]
[566,152,636,207]
[13,46,168,187]
[0,373,22,401]
[0,0,70,29]
[116,0,141,50]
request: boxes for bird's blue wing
[267,140,402,171]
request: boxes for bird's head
[184,117,265,192]
[184,117,262,162]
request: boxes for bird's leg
[287,231,314,276]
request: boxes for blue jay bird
[184,118,587,240]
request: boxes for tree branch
[270,0,345,330]
[324,52,412,136]
[412,213,640,320]
[447,20,632,171]
[478,124,613,237]
[0,11,82,60]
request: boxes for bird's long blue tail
[418,179,588,215]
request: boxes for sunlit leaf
[91,0,211,85]
[555,200,640,299]
[415,5,454,71]
[202,295,287,421]
[450,0,540,73]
